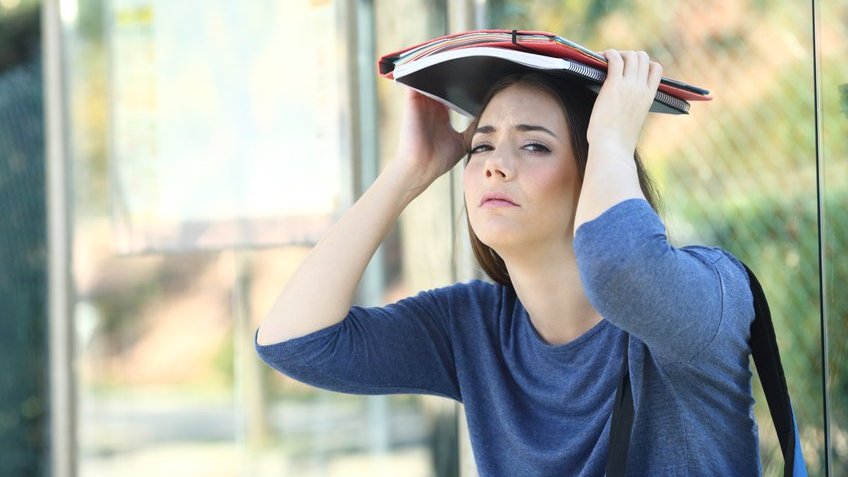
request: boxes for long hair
[465,72,661,286]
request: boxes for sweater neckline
[520,307,611,354]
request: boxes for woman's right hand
[390,90,474,194]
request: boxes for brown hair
[465,72,661,286]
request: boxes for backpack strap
[605,262,806,476]
[742,263,806,476]
[605,344,632,477]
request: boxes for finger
[461,122,476,148]
[408,88,440,108]
[636,51,650,83]
[406,89,435,115]
[603,49,623,79]
[620,50,638,78]
[647,61,663,91]
[416,92,450,120]
[406,88,425,103]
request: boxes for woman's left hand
[586,50,663,155]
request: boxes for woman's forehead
[479,83,567,128]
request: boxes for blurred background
[0,0,845,476]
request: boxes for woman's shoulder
[394,279,506,327]
[678,245,753,311]
[677,245,755,355]
[679,245,750,285]
[414,279,504,308]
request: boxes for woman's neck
[502,242,602,346]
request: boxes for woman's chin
[475,224,567,256]
[476,230,525,253]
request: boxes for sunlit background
[0,0,845,476]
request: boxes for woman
[256,51,760,476]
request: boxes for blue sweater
[255,199,761,476]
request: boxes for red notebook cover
[378,29,711,103]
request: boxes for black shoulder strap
[605,344,633,477]
[742,263,797,476]
[605,263,799,476]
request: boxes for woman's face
[464,83,580,255]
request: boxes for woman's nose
[484,151,513,180]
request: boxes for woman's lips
[479,192,518,208]
[482,199,518,208]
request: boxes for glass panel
[68,0,454,476]
[106,0,345,253]
[817,0,848,474]
[484,1,825,475]
[0,2,48,476]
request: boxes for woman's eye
[469,144,492,155]
[523,142,551,154]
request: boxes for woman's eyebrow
[515,124,558,138]
[474,124,558,138]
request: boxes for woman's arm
[573,52,752,362]
[256,283,474,400]
[256,90,472,346]
[574,50,662,230]
[574,200,751,362]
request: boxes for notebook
[378,29,711,116]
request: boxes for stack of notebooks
[378,29,711,116]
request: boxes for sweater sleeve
[254,284,463,401]
[573,198,750,362]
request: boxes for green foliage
[486,0,630,38]
[75,0,105,42]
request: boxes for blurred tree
[69,0,109,217]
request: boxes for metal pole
[351,0,392,469]
[810,0,832,474]
[232,249,270,476]
[445,3,480,476]
[44,0,76,476]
